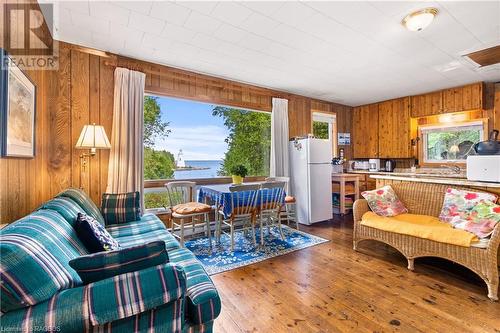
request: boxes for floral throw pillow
[449,200,500,239]
[361,185,408,217]
[439,188,497,223]
[75,213,121,253]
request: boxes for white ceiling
[40,1,500,106]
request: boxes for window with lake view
[143,95,271,209]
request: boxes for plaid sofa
[0,188,221,333]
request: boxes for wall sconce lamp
[75,124,111,190]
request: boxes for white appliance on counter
[289,138,333,225]
[467,156,500,182]
[368,158,381,171]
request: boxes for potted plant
[230,165,248,184]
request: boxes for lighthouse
[176,149,186,168]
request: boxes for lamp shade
[75,124,111,150]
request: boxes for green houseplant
[230,165,248,184]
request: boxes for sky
[151,95,229,161]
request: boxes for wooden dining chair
[216,184,260,251]
[259,181,286,245]
[165,181,212,248]
[265,177,298,230]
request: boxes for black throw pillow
[75,213,121,253]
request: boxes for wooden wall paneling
[71,49,90,190]
[289,96,311,138]
[494,83,500,130]
[99,56,115,196]
[0,159,5,222]
[50,43,72,197]
[443,88,456,113]
[377,100,392,158]
[462,84,472,110]
[397,97,412,158]
[352,104,378,158]
[378,98,411,158]
[453,87,464,111]
[332,104,353,160]
[88,55,101,204]
[471,83,482,110]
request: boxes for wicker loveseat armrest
[353,199,370,223]
[487,222,500,253]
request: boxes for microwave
[466,156,500,183]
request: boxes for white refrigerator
[289,138,333,225]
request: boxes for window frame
[418,119,488,166]
[142,92,272,186]
[311,112,337,156]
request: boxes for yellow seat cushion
[172,202,212,215]
[285,196,296,204]
[361,212,478,247]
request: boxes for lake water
[173,160,223,179]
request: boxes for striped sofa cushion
[69,241,168,283]
[38,197,83,227]
[87,263,186,325]
[168,248,221,325]
[105,213,167,238]
[0,210,88,312]
[107,214,181,251]
[57,188,105,225]
[101,192,142,225]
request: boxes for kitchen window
[312,112,337,154]
[420,120,486,164]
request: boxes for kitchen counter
[348,170,466,179]
[370,174,500,188]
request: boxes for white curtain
[106,67,146,210]
[270,97,290,179]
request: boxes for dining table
[197,182,286,219]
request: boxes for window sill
[144,176,267,188]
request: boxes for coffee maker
[368,159,380,171]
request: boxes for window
[420,121,485,163]
[143,94,271,209]
[312,112,337,154]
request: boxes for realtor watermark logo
[2,2,58,70]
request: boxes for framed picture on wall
[0,48,36,158]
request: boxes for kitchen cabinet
[410,91,443,117]
[410,82,483,117]
[354,174,377,192]
[352,104,379,158]
[442,82,483,113]
[378,97,412,158]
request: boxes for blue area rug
[185,225,329,275]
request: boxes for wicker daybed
[353,182,500,301]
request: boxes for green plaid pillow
[69,241,168,284]
[101,192,141,225]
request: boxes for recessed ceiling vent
[463,45,500,68]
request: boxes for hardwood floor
[212,216,500,333]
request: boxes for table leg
[340,180,346,215]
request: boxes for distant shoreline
[174,166,210,171]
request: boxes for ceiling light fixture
[402,8,438,32]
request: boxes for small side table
[145,208,172,229]
[332,173,360,215]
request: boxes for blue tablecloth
[197,183,285,217]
